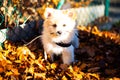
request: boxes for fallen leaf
[79,63,87,71]
[34,73,46,79]
[5,71,13,76]
[88,67,100,72]
[62,75,67,80]
[11,68,19,75]
[0,67,4,73]
[51,63,57,70]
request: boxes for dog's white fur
[41,8,79,64]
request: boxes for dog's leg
[44,51,54,62]
[44,51,47,60]
[50,53,54,61]
[62,46,74,64]
[72,33,79,48]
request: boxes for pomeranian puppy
[41,8,79,64]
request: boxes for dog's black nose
[57,31,62,35]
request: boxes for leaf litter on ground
[0,25,120,79]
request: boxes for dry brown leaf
[105,69,117,76]
[86,46,95,57]
[88,67,100,72]
[112,77,120,80]
[6,64,13,70]
[60,64,69,71]
[73,66,79,72]
[87,73,100,80]
[0,67,4,73]
[79,63,87,71]
[12,0,19,4]
[1,60,12,68]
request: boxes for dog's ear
[62,9,77,20]
[44,8,54,19]
[68,11,77,20]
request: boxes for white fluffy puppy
[41,8,79,64]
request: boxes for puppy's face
[43,8,77,43]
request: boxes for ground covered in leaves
[0,25,120,80]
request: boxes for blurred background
[109,0,120,22]
[0,0,120,27]
[0,0,120,44]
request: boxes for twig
[20,16,31,28]
[24,35,41,46]
[23,16,31,24]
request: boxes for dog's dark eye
[63,24,66,27]
[52,24,57,28]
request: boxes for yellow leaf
[14,60,21,63]
[19,54,26,61]
[68,66,73,73]
[35,60,46,71]
[0,76,3,80]
[28,67,34,74]
[5,71,13,76]
[52,0,59,6]
[29,52,35,60]
[0,46,3,50]
[51,63,57,70]
[87,73,100,80]
[46,78,53,80]
[17,47,29,56]
[34,73,46,79]
[74,73,83,79]
[11,68,19,75]
[62,76,68,80]
[3,50,9,58]
[25,76,33,80]
[17,46,34,61]
[0,52,6,61]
